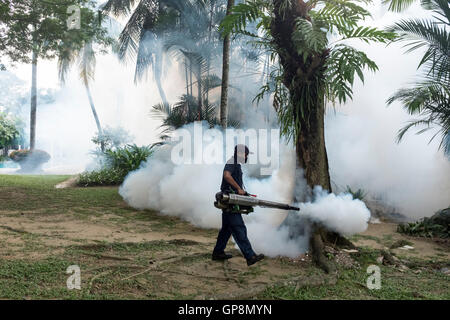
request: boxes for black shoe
[212,252,233,261]
[247,254,264,266]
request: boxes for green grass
[0,175,449,300]
[259,247,450,300]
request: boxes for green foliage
[103,144,154,173]
[77,167,128,186]
[78,144,154,186]
[220,0,395,142]
[0,0,109,64]
[0,113,19,148]
[345,186,368,200]
[398,207,450,238]
[398,219,449,238]
[387,0,449,155]
[151,94,240,138]
[91,126,133,151]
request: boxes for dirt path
[0,175,448,299]
[353,222,450,260]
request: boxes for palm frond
[101,0,140,17]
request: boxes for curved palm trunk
[220,0,234,128]
[272,0,353,273]
[196,63,203,121]
[154,53,168,105]
[85,82,104,151]
[30,49,38,150]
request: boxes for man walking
[212,144,264,266]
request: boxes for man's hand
[224,171,245,195]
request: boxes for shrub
[397,208,450,239]
[345,186,367,201]
[77,167,127,187]
[77,144,154,186]
[104,144,154,172]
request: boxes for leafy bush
[397,208,450,239]
[77,144,155,186]
[0,113,19,149]
[104,144,154,173]
[92,126,133,151]
[77,167,127,187]
[345,186,367,200]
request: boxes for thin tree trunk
[189,60,193,96]
[30,49,38,151]
[185,57,189,96]
[85,82,104,152]
[155,53,168,105]
[206,0,214,106]
[197,63,203,121]
[220,0,234,129]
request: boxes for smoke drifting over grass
[119,123,372,258]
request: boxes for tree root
[310,230,335,274]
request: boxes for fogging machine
[214,192,300,214]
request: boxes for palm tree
[219,0,235,128]
[386,0,449,155]
[220,0,395,272]
[58,41,106,151]
[102,0,200,105]
[151,94,240,139]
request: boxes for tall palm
[387,0,449,155]
[219,0,234,128]
[102,0,198,105]
[220,0,395,272]
[58,41,107,151]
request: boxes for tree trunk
[155,53,168,105]
[271,0,353,273]
[85,82,105,152]
[185,57,189,96]
[30,49,38,151]
[220,0,234,129]
[197,63,203,121]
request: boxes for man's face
[236,151,248,164]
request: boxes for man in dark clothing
[212,144,265,266]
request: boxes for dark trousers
[213,211,256,260]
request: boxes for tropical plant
[77,144,155,186]
[345,186,368,201]
[0,0,109,150]
[91,125,134,151]
[58,26,113,151]
[151,94,240,138]
[397,208,450,238]
[386,0,450,155]
[0,113,19,152]
[219,0,235,128]
[219,0,395,272]
[104,144,155,173]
